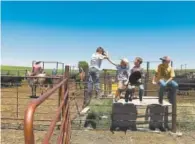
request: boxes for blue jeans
[158,80,178,104]
[124,84,144,102]
[87,67,101,96]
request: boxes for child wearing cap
[107,57,130,102]
[125,57,145,102]
[152,56,178,104]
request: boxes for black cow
[1,75,24,87]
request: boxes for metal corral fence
[1,75,63,124]
[1,65,85,144]
[70,61,195,139]
[23,66,76,144]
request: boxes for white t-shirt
[89,53,106,70]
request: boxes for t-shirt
[155,64,175,81]
[131,66,145,78]
[33,64,41,73]
[89,53,106,70]
[116,65,130,82]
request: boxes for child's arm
[165,67,175,84]
[107,57,118,66]
[124,70,130,86]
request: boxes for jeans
[125,84,144,102]
[87,67,100,94]
[83,67,101,107]
[158,80,178,104]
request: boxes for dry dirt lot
[1,81,195,144]
[1,129,195,144]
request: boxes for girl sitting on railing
[107,57,130,102]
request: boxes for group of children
[87,47,145,103]
[87,47,178,105]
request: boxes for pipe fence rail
[23,65,71,144]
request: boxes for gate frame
[32,60,65,75]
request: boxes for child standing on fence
[107,57,130,102]
[125,57,145,102]
[152,56,178,104]
[31,61,43,76]
[84,47,109,107]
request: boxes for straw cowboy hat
[120,58,129,64]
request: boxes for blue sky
[1,1,195,69]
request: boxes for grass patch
[177,102,195,131]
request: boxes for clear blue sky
[1,1,195,69]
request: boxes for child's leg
[131,85,135,98]
[115,81,123,101]
[139,84,144,101]
[125,85,132,102]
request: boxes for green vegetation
[78,61,89,73]
[1,65,195,76]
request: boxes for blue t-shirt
[116,65,130,82]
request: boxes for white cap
[120,58,129,64]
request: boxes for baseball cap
[120,58,129,64]
[160,56,171,62]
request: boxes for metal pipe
[24,77,68,144]
[42,90,69,144]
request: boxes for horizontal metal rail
[24,78,67,144]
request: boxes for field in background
[1,65,64,75]
[1,65,195,76]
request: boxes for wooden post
[172,92,177,133]
[108,73,112,95]
[63,66,70,117]
[104,70,107,97]
[144,62,150,96]
[58,77,63,121]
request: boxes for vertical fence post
[144,62,150,96]
[63,66,70,116]
[108,73,111,95]
[104,70,107,97]
[16,83,19,118]
[171,60,177,133]
[43,62,45,70]
[172,92,177,133]
[58,76,63,122]
[56,62,59,74]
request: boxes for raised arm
[107,57,118,66]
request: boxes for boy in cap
[125,57,145,102]
[152,56,178,104]
[107,57,130,102]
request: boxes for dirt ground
[1,129,195,144]
[1,81,195,144]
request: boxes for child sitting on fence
[152,56,178,104]
[107,57,130,102]
[125,57,145,102]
